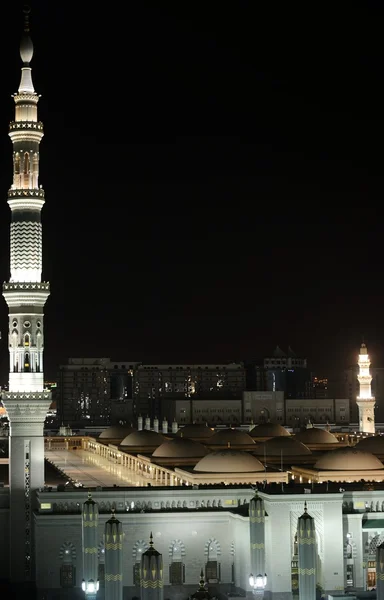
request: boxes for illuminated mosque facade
[4,8,384,600]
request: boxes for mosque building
[3,8,384,600]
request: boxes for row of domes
[192,447,384,473]
[99,423,339,447]
[97,423,384,472]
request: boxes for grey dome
[193,450,265,473]
[314,447,384,471]
[250,422,290,438]
[254,436,311,457]
[176,424,215,439]
[121,430,165,447]
[152,437,208,458]
[295,428,338,444]
[356,436,384,454]
[207,428,255,446]
[99,425,135,441]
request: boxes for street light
[249,573,267,595]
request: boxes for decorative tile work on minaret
[249,491,265,578]
[377,541,384,600]
[140,533,164,600]
[356,342,376,434]
[82,492,99,598]
[104,510,123,600]
[297,502,316,600]
[1,6,51,583]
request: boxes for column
[82,492,99,599]
[104,511,123,600]
[249,492,265,578]
[298,502,316,600]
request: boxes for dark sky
[0,1,384,380]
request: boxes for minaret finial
[88,490,92,499]
[199,568,205,589]
[304,501,307,512]
[23,5,31,33]
[149,532,153,546]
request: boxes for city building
[310,376,329,399]
[56,358,140,427]
[242,391,350,427]
[133,363,245,420]
[245,346,312,398]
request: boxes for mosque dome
[207,428,255,446]
[152,437,208,459]
[99,425,135,440]
[294,427,338,444]
[355,436,384,454]
[253,436,311,457]
[120,430,165,447]
[176,424,215,439]
[193,450,265,473]
[250,422,290,438]
[314,447,384,470]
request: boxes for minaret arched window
[15,153,20,174]
[24,352,30,372]
[24,152,30,175]
[23,152,30,188]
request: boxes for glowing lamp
[249,573,267,590]
[82,579,99,594]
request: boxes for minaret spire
[2,7,51,585]
[356,342,376,434]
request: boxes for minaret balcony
[3,282,50,308]
[8,188,45,211]
[9,120,43,131]
[8,188,44,198]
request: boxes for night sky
[0,2,384,381]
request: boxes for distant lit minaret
[356,343,375,434]
[1,7,51,583]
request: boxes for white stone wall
[34,511,250,589]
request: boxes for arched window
[59,542,76,588]
[98,541,105,586]
[24,152,30,175]
[169,539,186,585]
[205,538,221,583]
[132,540,149,586]
[24,352,30,372]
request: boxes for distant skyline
[1,3,384,380]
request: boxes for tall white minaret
[356,343,375,434]
[1,7,51,584]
